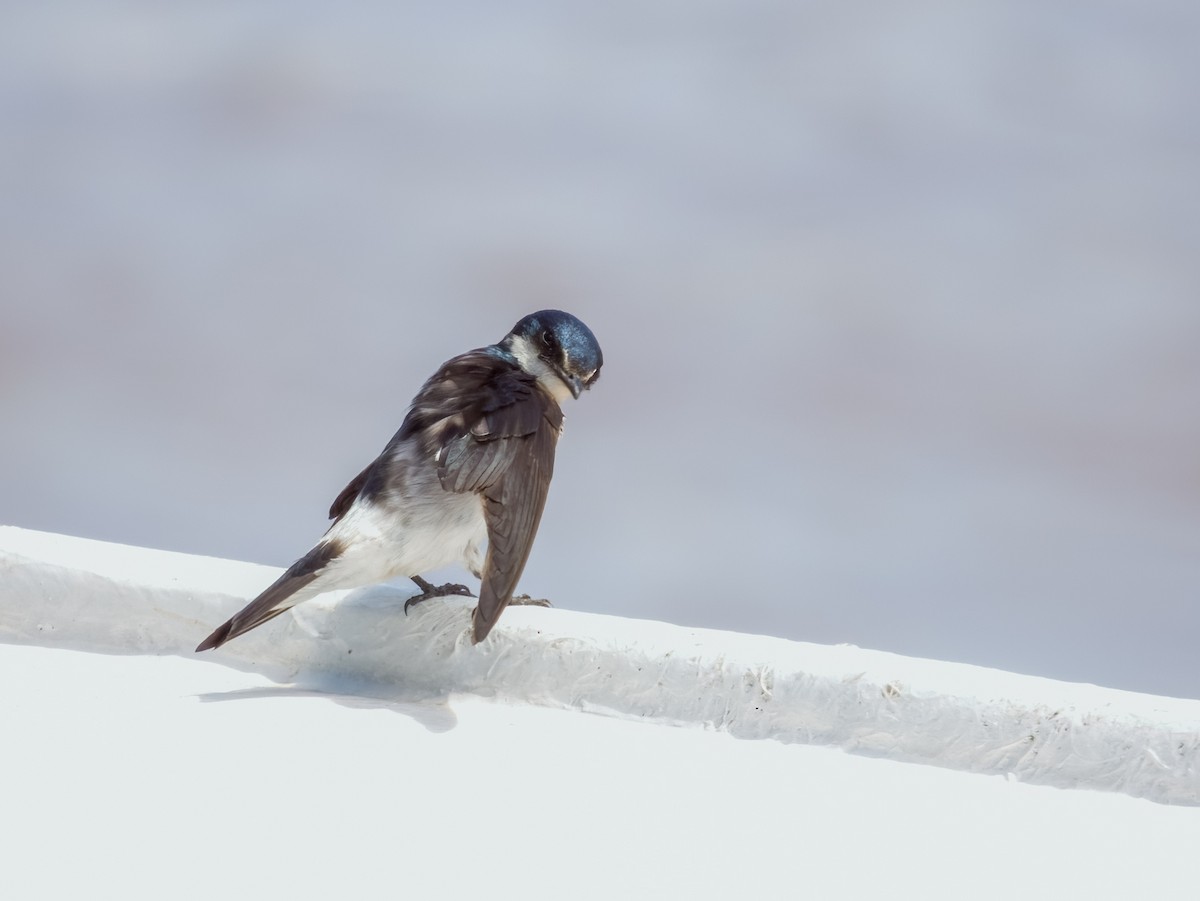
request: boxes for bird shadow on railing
[195,682,460,733]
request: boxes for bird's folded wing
[471,421,557,641]
[435,367,563,641]
[329,462,372,521]
[328,349,548,522]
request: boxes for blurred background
[2,1,1196,698]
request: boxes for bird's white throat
[507,333,575,404]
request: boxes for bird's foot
[405,576,476,615]
[510,594,552,608]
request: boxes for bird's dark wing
[327,348,540,521]
[430,351,564,642]
[195,539,343,652]
[329,463,371,522]
[469,421,558,642]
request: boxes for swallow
[196,309,602,652]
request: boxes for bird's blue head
[503,310,603,401]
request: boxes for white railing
[2,525,1197,805]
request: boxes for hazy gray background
[3,2,1196,698]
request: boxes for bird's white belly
[322,481,488,589]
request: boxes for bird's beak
[566,375,585,399]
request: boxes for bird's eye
[542,329,554,345]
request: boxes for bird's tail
[195,539,343,652]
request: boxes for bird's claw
[405,577,476,615]
[510,593,552,608]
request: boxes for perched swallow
[196,309,602,652]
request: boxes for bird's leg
[405,575,476,614]
[509,593,552,608]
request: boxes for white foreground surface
[3,527,1199,899]
[4,643,1197,901]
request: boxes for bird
[195,309,602,652]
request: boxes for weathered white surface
[2,525,1198,808]
[7,642,1199,901]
